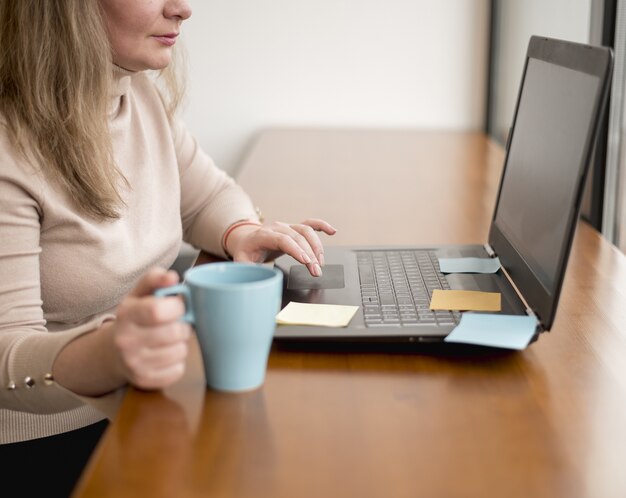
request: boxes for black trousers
[0,419,108,498]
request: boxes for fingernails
[319,253,325,266]
[302,252,311,264]
[312,263,322,277]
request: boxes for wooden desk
[74,130,626,498]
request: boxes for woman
[0,0,335,494]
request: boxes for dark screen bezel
[488,36,612,330]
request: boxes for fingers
[125,341,189,380]
[114,318,191,352]
[297,219,337,266]
[258,228,315,266]
[300,218,337,236]
[120,267,184,325]
[142,321,191,347]
[230,218,337,278]
[131,360,187,391]
[130,268,180,298]
[290,223,326,267]
[114,268,191,390]
[262,222,332,276]
[121,295,186,326]
[113,319,192,390]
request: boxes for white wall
[491,0,592,141]
[180,0,489,174]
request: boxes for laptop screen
[494,59,598,290]
[489,36,612,329]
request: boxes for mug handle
[154,284,195,324]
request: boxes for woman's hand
[53,268,191,396]
[111,268,191,390]
[224,218,337,277]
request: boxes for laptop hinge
[483,243,544,330]
[525,308,540,322]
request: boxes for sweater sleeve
[172,119,259,258]
[0,174,117,415]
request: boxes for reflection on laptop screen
[493,59,599,292]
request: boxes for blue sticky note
[438,257,501,274]
[444,313,537,350]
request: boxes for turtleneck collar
[109,64,137,117]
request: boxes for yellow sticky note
[429,289,501,312]
[276,302,359,327]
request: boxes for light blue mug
[155,262,283,392]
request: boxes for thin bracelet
[222,220,262,258]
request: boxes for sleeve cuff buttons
[6,373,54,390]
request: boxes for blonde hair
[0,0,184,220]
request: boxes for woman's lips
[152,33,178,46]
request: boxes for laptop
[273,36,613,343]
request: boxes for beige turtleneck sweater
[0,68,258,444]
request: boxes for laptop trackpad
[287,264,345,290]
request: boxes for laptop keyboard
[357,250,461,327]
